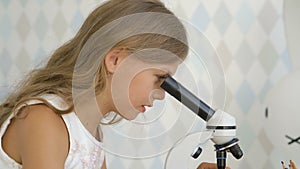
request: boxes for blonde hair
[0,0,188,125]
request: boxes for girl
[0,0,229,168]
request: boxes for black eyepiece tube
[160,76,215,121]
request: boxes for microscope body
[206,110,243,169]
[206,109,236,144]
[191,110,242,169]
[160,76,243,169]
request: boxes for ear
[104,48,127,74]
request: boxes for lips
[141,104,153,113]
[141,106,146,112]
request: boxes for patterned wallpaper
[0,0,298,169]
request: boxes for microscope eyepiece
[160,76,215,121]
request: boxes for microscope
[161,76,243,169]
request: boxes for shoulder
[15,104,69,168]
[15,104,68,137]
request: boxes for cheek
[129,76,154,102]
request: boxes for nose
[151,88,165,101]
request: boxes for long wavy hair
[0,0,188,126]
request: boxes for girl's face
[110,56,179,120]
[128,68,169,114]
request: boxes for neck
[74,89,112,141]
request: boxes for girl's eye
[156,74,169,82]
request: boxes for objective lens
[229,144,243,159]
[216,151,226,169]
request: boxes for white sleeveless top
[0,94,105,169]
